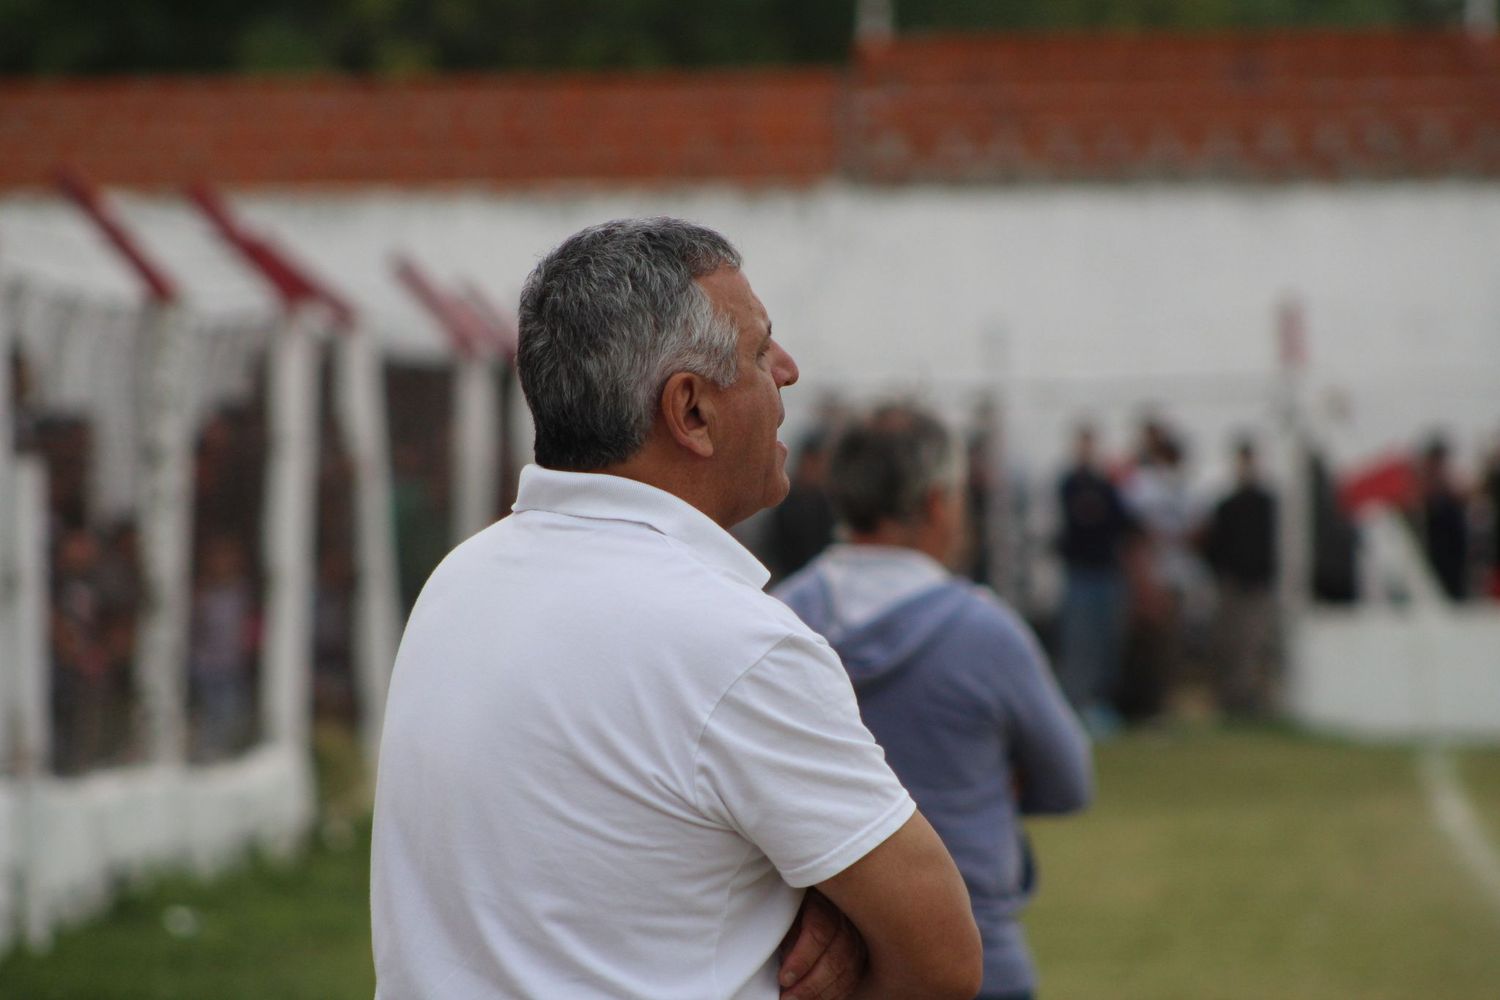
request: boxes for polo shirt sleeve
[692,632,916,889]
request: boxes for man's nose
[773,344,799,388]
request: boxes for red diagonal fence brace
[186,183,354,328]
[55,166,177,304]
[392,255,491,359]
[459,281,519,363]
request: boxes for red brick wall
[846,31,1500,181]
[2,32,1497,190]
[0,69,842,189]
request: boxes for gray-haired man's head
[517,218,743,470]
[828,404,962,534]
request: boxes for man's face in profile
[696,265,800,526]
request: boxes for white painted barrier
[7,746,314,951]
[1288,507,1500,741]
[1291,608,1500,740]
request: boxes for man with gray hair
[775,403,1093,1000]
[371,220,981,999]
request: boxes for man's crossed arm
[778,812,981,1000]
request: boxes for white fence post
[451,357,500,546]
[13,458,51,949]
[11,458,49,782]
[134,303,194,765]
[1275,298,1312,677]
[333,328,400,771]
[0,286,15,771]
[260,308,321,754]
[0,296,17,953]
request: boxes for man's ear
[923,485,949,524]
[925,484,964,542]
[926,483,967,565]
[659,371,716,459]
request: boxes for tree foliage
[0,0,1475,76]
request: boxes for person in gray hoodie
[774,403,1093,1000]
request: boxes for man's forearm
[814,813,982,1000]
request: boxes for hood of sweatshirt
[781,546,973,687]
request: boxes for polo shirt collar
[512,464,771,589]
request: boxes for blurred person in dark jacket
[776,403,1092,1000]
[1202,437,1278,717]
[764,430,836,582]
[1417,435,1470,601]
[1054,422,1135,731]
[1484,438,1500,600]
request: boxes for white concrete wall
[4,180,1496,482]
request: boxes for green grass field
[1028,728,1500,999]
[4,727,1498,999]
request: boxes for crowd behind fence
[759,401,1500,735]
[9,335,1500,777]
[6,336,484,778]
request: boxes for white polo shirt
[371,466,914,1000]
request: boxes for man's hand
[777,889,867,1000]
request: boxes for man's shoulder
[545,514,818,654]
[937,583,1042,658]
[717,574,825,651]
[428,511,796,631]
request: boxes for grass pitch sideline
[2,727,1498,999]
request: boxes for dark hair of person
[827,404,956,535]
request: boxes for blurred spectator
[50,526,113,773]
[1201,437,1279,717]
[964,405,998,587]
[35,415,90,532]
[1416,435,1469,601]
[1309,451,1359,603]
[1484,440,1500,600]
[97,520,143,759]
[1120,420,1207,722]
[763,430,836,581]
[189,533,257,760]
[1053,422,1134,733]
[193,406,265,554]
[313,546,356,721]
[776,403,1091,1000]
